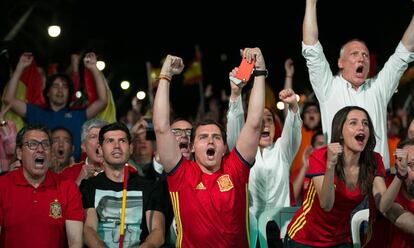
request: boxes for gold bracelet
[159,75,172,82]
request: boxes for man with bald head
[303,0,414,171]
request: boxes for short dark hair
[311,129,324,148]
[43,73,74,107]
[171,117,192,126]
[51,126,73,144]
[397,138,414,149]
[99,122,131,145]
[301,101,320,120]
[16,124,51,148]
[191,119,227,145]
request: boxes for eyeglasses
[171,128,192,137]
[23,140,51,150]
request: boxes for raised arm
[153,55,184,172]
[2,52,32,117]
[303,0,319,45]
[401,14,414,52]
[373,149,407,214]
[283,58,295,117]
[226,67,246,151]
[235,48,266,164]
[84,52,108,119]
[293,146,312,202]
[313,143,342,212]
[279,89,299,115]
[284,58,294,90]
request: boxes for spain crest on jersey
[217,174,234,192]
[49,198,63,219]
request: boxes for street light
[48,25,61,37]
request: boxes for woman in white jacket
[226,68,302,218]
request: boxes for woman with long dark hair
[285,106,408,247]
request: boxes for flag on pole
[119,163,129,248]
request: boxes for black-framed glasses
[23,140,51,150]
[171,128,192,137]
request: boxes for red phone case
[235,58,255,82]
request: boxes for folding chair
[351,209,369,248]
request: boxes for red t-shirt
[287,147,385,247]
[60,161,85,182]
[365,174,414,248]
[167,149,251,248]
[0,168,84,248]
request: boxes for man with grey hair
[60,118,108,185]
[303,0,414,171]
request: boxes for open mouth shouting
[260,129,272,144]
[354,133,366,146]
[34,156,46,168]
[355,65,365,78]
[55,149,65,159]
[206,147,216,160]
[179,141,189,150]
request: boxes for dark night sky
[1,0,414,118]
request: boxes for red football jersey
[167,149,251,248]
[287,147,385,247]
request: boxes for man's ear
[16,147,22,160]
[338,58,344,70]
[97,145,103,156]
[129,143,133,156]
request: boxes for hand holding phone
[229,58,255,86]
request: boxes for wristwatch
[252,69,268,78]
[396,170,408,181]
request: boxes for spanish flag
[75,68,116,123]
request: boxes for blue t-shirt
[25,104,87,161]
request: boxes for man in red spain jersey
[153,49,266,247]
[0,124,84,247]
